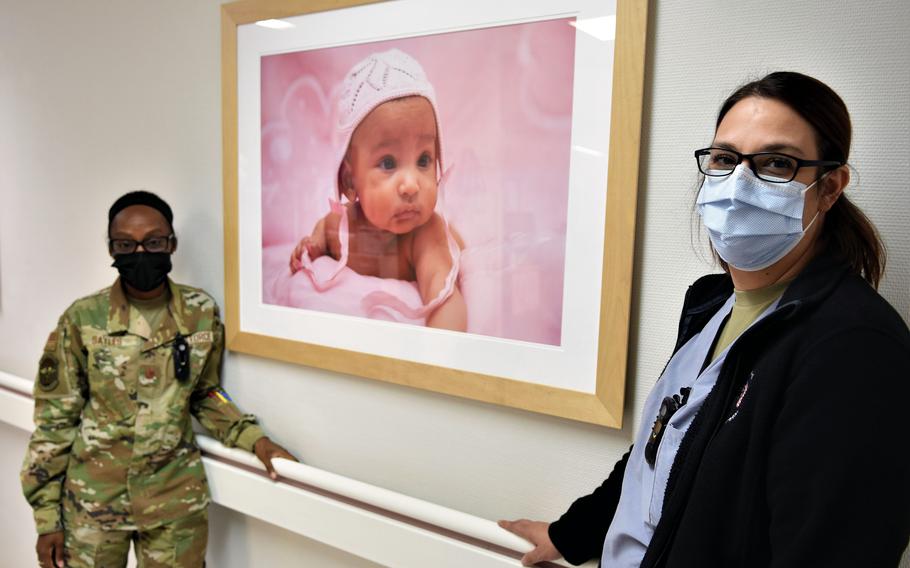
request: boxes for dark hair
[108,191,174,236]
[712,71,885,288]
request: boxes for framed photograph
[222,0,648,427]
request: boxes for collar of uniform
[674,274,733,354]
[677,248,849,339]
[107,278,132,334]
[165,279,191,336]
[777,247,849,310]
[107,278,191,340]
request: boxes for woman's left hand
[498,519,560,566]
[253,437,298,480]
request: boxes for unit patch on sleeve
[38,355,60,392]
[207,388,233,404]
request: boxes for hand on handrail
[498,519,561,566]
[253,437,299,481]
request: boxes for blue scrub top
[601,293,781,566]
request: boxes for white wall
[1,1,907,567]
[0,426,38,567]
[208,504,381,567]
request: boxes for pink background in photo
[261,18,576,345]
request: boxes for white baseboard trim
[0,370,594,568]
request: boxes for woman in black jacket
[500,72,910,567]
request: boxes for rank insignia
[38,355,59,391]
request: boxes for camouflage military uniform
[21,279,264,566]
[64,509,208,567]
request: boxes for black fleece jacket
[549,251,910,567]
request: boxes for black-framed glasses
[694,147,843,183]
[109,234,174,255]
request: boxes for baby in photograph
[289,49,466,331]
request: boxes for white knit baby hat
[332,48,444,197]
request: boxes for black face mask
[111,252,172,292]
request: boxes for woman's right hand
[498,519,561,566]
[36,531,65,568]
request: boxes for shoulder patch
[37,355,60,392]
[207,388,233,404]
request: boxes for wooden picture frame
[222,0,648,427]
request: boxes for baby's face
[344,97,438,234]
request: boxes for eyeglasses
[109,234,174,255]
[694,147,842,183]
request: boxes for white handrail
[0,369,594,568]
[0,371,39,396]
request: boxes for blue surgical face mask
[696,164,820,271]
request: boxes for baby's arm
[290,216,328,274]
[412,214,467,332]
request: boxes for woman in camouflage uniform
[22,191,296,568]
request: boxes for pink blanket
[264,232,564,345]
